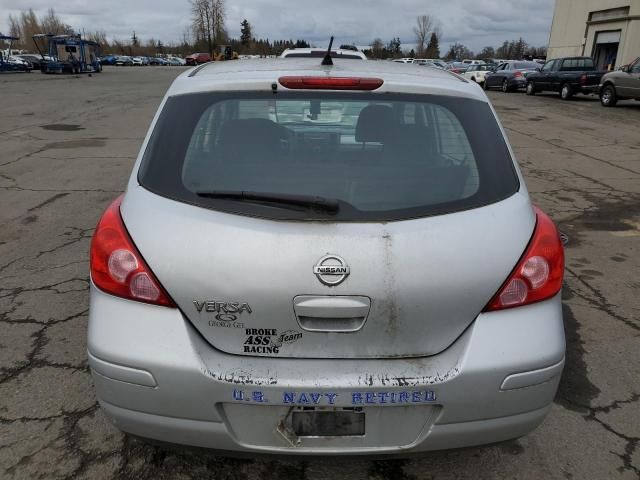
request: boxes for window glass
[139,92,518,221]
[542,60,556,72]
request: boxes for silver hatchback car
[88,58,565,454]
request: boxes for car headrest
[355,105,394,143]
[217,118,288,156]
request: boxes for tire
[502,79,509,93]
[560,83,573,100]
[484,79,490,90]
[600,84,617,107]
[526,81,536,96]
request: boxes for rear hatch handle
[293,296,371,333]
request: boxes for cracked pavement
[0,68,638,479]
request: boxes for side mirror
[621,64,630,73]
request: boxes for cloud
[0,0,555,52]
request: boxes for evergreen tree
[513,37,528,60]
[240,19,252,46]
[425,32,440,58]
[387,37,401,56]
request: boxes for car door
[502,63,513,84]
[549,59,566,91]
[465,65,478,81]
[618,58,640,98]
[630,59,640,98]
[490,63,506,87]
[535,60,552,90]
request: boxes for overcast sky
[0,0,555,52]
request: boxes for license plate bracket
[291,410,365,437]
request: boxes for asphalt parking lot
[1,67,639,479]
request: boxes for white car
[462,64,494,84]
[416,59,446,69]
[8,55,30,66]
[462,59,485,66]
[167,56,186,65]
[280,48,367,60]
[393,58,415,64]
[88,58,566,455]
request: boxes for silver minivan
[88,59,565,454]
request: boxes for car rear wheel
[526,82,536,96]
[560,83,573,100]
[483,79,490,90]
[600,85,617,107]
[502,79,509,93]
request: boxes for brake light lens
[580,74,587,84]
[514,71,523,78]
[278,76,384,90]
[90,196,176,307]
[484,207,564,311]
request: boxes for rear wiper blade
[195,190,340,213]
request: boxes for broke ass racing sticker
[243,328,303,354]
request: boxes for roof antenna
[321,36,334,66]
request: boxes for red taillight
[484,207,564,312]
[90,195,176,308]
[278,76,384,91]
[580,74,587,84]
[514,71,523,78]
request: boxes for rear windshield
[139,92,518,221]
[514,62,540,69]
[560,58,595,70]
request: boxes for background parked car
[463,64,493,85]
[115,56,134,66]
[599,57,640,107]
[15,54,47,70]
[167,56,186,66]
[99,55,118,66]
[147,57,165,66]
[185,52,212,65]
[8,55,32,70]
[446,62,468,74]
[485,61,540,92]
[416,59,446,69]
[525,57,605,100]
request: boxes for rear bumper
[579,85,599,94]
[510,78,528,89]
[88,285,565,454]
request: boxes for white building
[547,0,640,70]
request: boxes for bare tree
[19,9,41,50]
[190,0,225,55]
[8,14,21,39]
[87,30,109,50]
[40,8,74,36]
[413,15,435,58]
